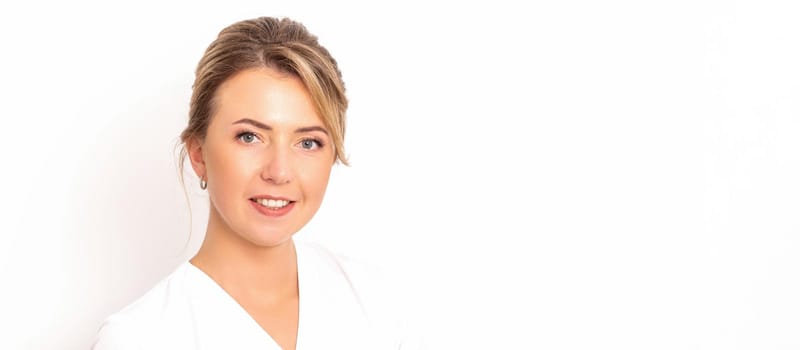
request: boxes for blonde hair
[178,16,349,180]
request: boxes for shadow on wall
[38,77,207,349]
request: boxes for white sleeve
[91,319,142,350]
[387,270,428,350]
[396,290,428,350]
[399,339,427,350]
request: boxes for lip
[250,195,294,201]
[249,197,296,217]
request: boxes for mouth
[249,197,295,210]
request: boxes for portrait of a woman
[92,16,421,350]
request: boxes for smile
[250,198,292,209]
[249,197,296,217]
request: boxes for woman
[93,17,420,349]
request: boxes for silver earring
[200,178,207,190]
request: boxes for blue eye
[237,132,258,144]
[300,138,322,150]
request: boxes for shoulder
[92,263,196,350]
[296,240,391,308]
[295,240,427,349]
[297,240,383,282]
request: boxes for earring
[200,177,208,190]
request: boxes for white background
[1,0,799,349]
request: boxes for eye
[299,138,323,150]
[237,131,259,144]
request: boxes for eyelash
[236,131,260,144]
[235,131,325,150]
[299,138,324,150]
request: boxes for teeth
[256,198,289,209]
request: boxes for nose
[261,142,292,185]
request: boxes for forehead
[211,67,323,128]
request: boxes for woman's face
[189,67,335,247]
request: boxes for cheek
[299,158,333,199]
[207,144,258,194]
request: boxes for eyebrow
[232,118,329,135]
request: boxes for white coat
[92,240,423,349]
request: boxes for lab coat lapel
[295,240,343,349]
[294,241,370,349]
[294,240,315,350]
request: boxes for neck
[190,207,298,304]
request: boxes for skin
[187,67,336,350]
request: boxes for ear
[187,137,207,180]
